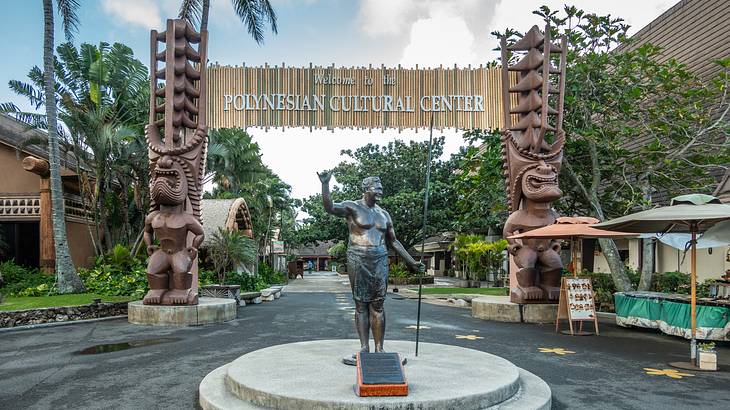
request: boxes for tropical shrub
[652,271,690,294]
[78,245,148,298]
[0,260,54,296]
[389,263,410,279]
[226,271,269,292]
[199,269,217,286]
[451,235,508,282]
[208,228,257,285]
[258,262,285,285]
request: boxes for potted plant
[698,342,717,371]
[201,228,256,305]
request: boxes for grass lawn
[411,287,509,296]
[0,294,133,311]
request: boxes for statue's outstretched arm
[318,171,349,217]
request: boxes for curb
[0,315,127,333]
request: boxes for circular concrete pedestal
[199,340,551,410]
[128,297,236,326]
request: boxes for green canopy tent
[594,194,730,370]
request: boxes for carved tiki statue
[500,25,567,304]
[142,19,208,305]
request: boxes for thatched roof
[201,198,253,246]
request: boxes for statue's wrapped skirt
[347,245,388,302]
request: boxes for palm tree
[178,0,277,43]
[208,228,257,285]
[7,41,151,255]
[42,0,84,293]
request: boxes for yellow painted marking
[405,325,431,330]
[455,335,484,340]
[643,368,695,379]
[538,348,575,355]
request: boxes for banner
[206,64,508,131]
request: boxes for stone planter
[698,350,717,371]
[200,285,242,306]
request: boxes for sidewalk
[285,270,351,293]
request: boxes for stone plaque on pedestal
[355,352,408,397]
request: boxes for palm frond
[56,0,80,41]
[8,80,45,109]
[233,0,264,44]
[260,0,278,34]
[179,0,202,27]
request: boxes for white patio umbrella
[594,194,730,369]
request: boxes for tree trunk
[638,238,655,291]
[597,238,632,292]
[563,157,633,292]
[43,0,84,293]
[201,0,210,31]
[637,179,655,291]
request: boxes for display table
[614,291,730,341]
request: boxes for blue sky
[0,0,675,200]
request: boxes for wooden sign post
[556,277,599,336]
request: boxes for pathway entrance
[286,270,350,293]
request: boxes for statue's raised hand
[317,170,332,185]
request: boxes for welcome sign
[206,64,507,131]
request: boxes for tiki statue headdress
[142,19,208,305]
[501,24,567,303]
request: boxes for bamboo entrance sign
[205,64,506,131]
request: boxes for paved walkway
[286,270,350,292]
[0,274,728,409]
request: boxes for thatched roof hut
[200,198,254,247]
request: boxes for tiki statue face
[151,155,187,206]
[520,160,562,203]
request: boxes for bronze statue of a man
[319,172,424,364]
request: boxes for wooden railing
[0,193,93,223]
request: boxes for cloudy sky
[1,0,674,200]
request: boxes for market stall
[615,291,730,341]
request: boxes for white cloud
[101,0,162,29]
[358,0,420,37]
[399,11,477,68]
[357,0,499,68]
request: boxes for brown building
[0,114,96,270]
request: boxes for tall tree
[43,0,84,292]
[6,41,151,255]
[494,5,729,291]
[204,128,296,260]
[452,129,508,234]
[297,138,457,249]
[179,0,277,42]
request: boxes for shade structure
[508,216,638,240]
[593,194,730,369]
[593,194,730,233]
[508,216,637,277]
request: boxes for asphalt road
[0,274,728,410]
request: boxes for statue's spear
[415,113,435,357]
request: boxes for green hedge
[0,260,55,296]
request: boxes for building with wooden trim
[0,114,97,271]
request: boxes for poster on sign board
[566,278,595,320]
